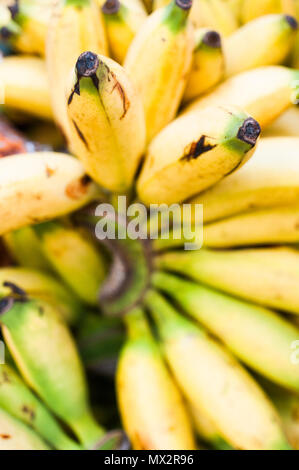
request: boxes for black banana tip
[8,1,19,19]
[76,51,99,78]
[175,0,193,10]
[237,118,261,147]
[102,0,121,15]
[0,297,14,316]
[203,31,222,49]
[285,15,298,30]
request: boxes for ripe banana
[152,271,299,391]
[67,51,146,192]
[185,66,299,128]
[183,28,224,103]
[241,0,297,23]
[204,205,299,247]
[189,0,239,35]
[47,0,108,149]
[0,408,49,450]
[124,0,194,142]
[32,221,107,306]
[157,246,299,315]
[116,307,196,450]
[0,293,105,448]
[145,290,290,450]
[191,137,299,223]
[0,152,100,236]
[0,364,82,450]
[224,14,298,78]
[263,107,299,137]
[0,55,52,120]
[102,0,147,64]
[137,105,261,205]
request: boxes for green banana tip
[285,15,298,30]
[175,0,193,10]
[237,118,261,147]
[202,31,222,49]
[102,0,121,15]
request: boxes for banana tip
[76,51,99,78]
[285,15,298,30]
[102,0,121,15]
[237,118,261,147]
[175,0,193,11]
[8,1,19,19]
[202,31,222,49]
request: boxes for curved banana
[116,307,196,450]
[145,290,291,450]
[137,105,261,205]
[157,246,299,315]
[102,0,147,64]
[224,14,298,78]
[191,137,299,222]
[263,107,299,137]
[124,0,194,142]
[0,408,49,450]
[0,152,100,236]
[0,293,105,448]
[241,0,297,23]
[0,364,82,450]
[204,205,299,247]
[183,28,224,103]
[67,51,146,192]
[185,66,299,128]
[0,55,52,120]
[32,221,107,306]
[46,0,108,149]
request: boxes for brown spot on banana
[72,120,89,150]
[22,406,35,422]
[181,136,216,162]
[65,174,92,200]
[0,435,11,439]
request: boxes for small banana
[263,107,299,137]
[32,221,107,306]
[157,246,299,315]
[102,0,147,64]
[0,55,52,120]
[0,152,100,236]
[116,307,196,450]
[145,290,291,450]
[0,364,82,450]
[0,293,105,448]
[124,0,194,142]
[137,105,260,205]
[67,51,146,192]
[46,0,108,149]
[224,14,298,78]
[0,408,49,450]
[191,137,299,223]
[152,271,299,391]
[183,28,224,103]
[185,66,299,129]
[204,205,299,247]
[241,0,297,23]
[189,0,239,35]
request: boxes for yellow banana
[67,51,146,192]
[189,0,239,35]
[0,151,100,235]
[146,290,291,450]
[291,29,299,67]
[116,307,196,450]
[102,0,147,64]
[137,105,260,205]
[185,66,299,128]
[0,55,52,120]
[263,106,299,137]
[183,28,224,103]
[224,14,298,78]
[46,0,108,150]
[124,0,194,142]
[241,0,297,24]
[204,205,299,247]
[191,137,299,222]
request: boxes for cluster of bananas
[0,0,298,451]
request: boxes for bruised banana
[124,0,194,142]
[191,137,299,223]
[0,152,100,236]
[145,290,291,450]
[32,221,107,306]
[224,14,298,78]
[137,105,261,205]
[116,307,196,450]
[157,246,299,315]
[183,28,224,103]
[152,272,299,392]
[185,66,299,129]
[0,293,105,448]
[102,0,147,64]
[0,55,52,120]
[204,205,299,247]
[241,0,297,23]
[263,107,299,137]
[0,364,82,450]
[189,0,238,35]
[67,51,146,193]
[47,0,107,149]
[0,408,49,450]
